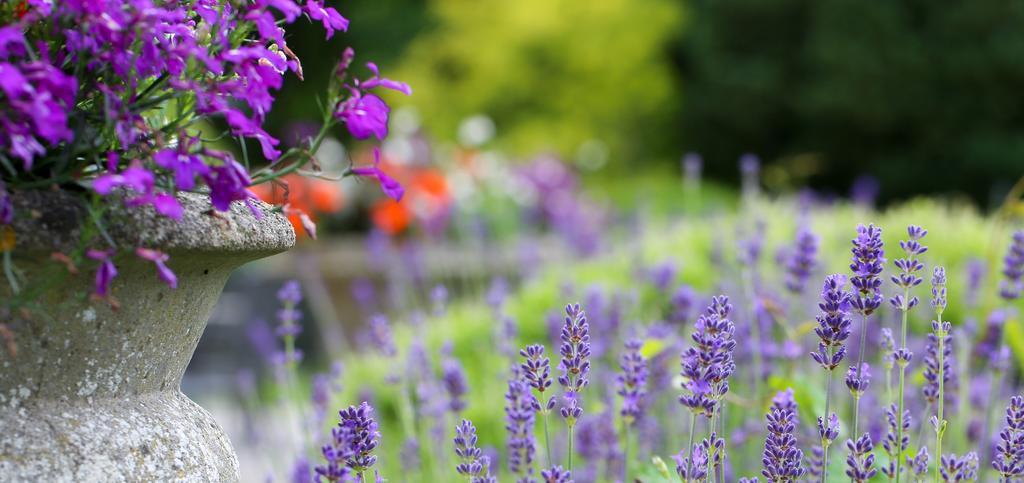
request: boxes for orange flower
[250,174,344,238]
[371,198,411,235]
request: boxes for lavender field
[206,167,1024,482]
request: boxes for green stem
[623,422,632,483]
[706,410,715,483]
[896,291,909,483]
[934,314,946,483]
[821,366,834,483]
[567,422,575,475]
[542,410,553,468]
[684,411,697,482]
[853,311,869,437]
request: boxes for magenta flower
[350,148,404,201]
[135,248,177,289]
[86,249,117,297]
[304,0,350,39]
[154,137,210,190]
[338,93,391,140]
[93,161,183,220]
[203,159,259,214]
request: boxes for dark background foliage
[271,0,1024,206]
[674,0,1024,205]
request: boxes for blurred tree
[677,0,1024,205]
[392,0,685,163]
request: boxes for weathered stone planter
[0,190,294,482]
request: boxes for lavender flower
[1000,231,1024,300]
[785,227,819,295]
[907,446,929,482]
[616,338,648,425]
[845,434,878,482]
[811,275,852,371]
[520,345,556,412]
[443,355,469,413]
[923,320,953,407]
[454,419,496,482]
[668,285,696,326]
[367,314,396,358]
[940,452,980,482]
[674,443,709,482]
[850,224,885,316]
[760,389,805,482]
[881,404,911,479]
[505,369,537,479]
[558,303,591,421]
[889,225,928,311]
[993,395,1024,479]
[845,363,870,400]
[541,466,573,483]
[679,296,737,419]
[276,280,304,367]
[315,402,379,481]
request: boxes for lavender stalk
[889,225,928,483]
[849,224,885,438]
[811,274,852,482]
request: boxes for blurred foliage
[391,0,684,161]
[676,0,1024,205]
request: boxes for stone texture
[0,191,295,482]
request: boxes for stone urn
[0,190,295,482]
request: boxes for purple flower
[889,225,928,311]
[682,152,702,183]
[135,248,177,289]
[881,328,896,371]
[504,368,536,478]
[932,266,948,312]
[845,433,878,482]
[674,443,708,482]
[849,224,885,316]
[520,344,556,412]
[366,314,396,358]
[304,0,349,39]
[454,419,496,482]
[431,284,448,316]
[349,147,404,201]
[907,446,929,480]
[923,320,953,407]
[361,62,413,96]
[668,285,696,326]
[93,161,183,220]
[810,274,852,371]
[443,354,469,413]
[760,389,805,482]
[679,296,737,418]
[616,338,648,425]
[993,395,1024,478]
[541,465,573,483]
[338,93,390,140]
[203,158,258,214]
[0,180,12,225]
[153,138,210,190]
[86,248,117,297]
[557,303,591,421]
[881,404,911,479]
[275,280,304,365]
[940,452,979,482]
[845,363,870,398]
[315,401,379,479]
[785,227,819,294]
[1000,231,1024,300]
[818,413,840,446]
